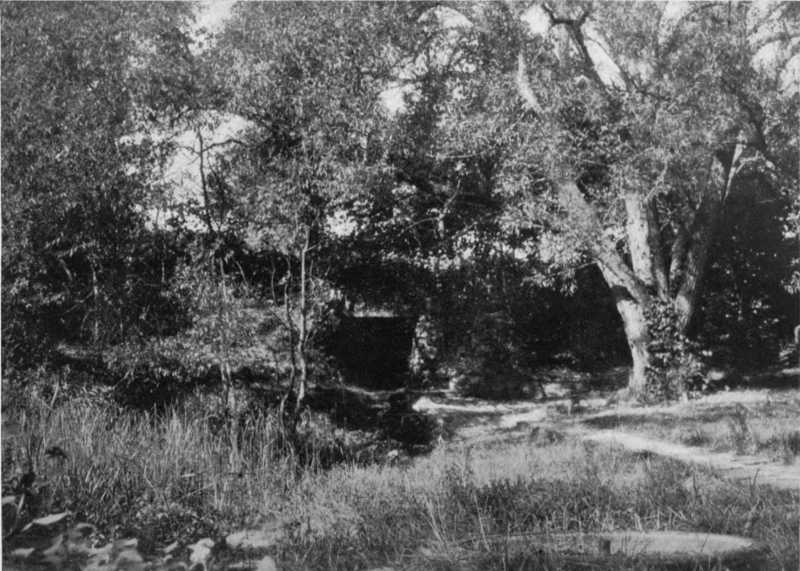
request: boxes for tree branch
[515,51,544,115]
[557,180,650,304]
[541,2,628,93]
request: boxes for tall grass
[274,436,799,570]
[3,391,301,552]
[4,389,798,570]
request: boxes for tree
[1,2,196,367]
[188,2,427,411]
[414,1,800,397]
[526,1,798,395]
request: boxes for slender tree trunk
[295,228,310,410]
[280,258,297,423]
[674,146,742,334]
[215,261,241,471]
[91,264,100,344]
[197,130,215,236]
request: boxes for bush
[645,301,707,401]
[443,312,544,400]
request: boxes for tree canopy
[2,1,797,400]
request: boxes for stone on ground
[226,527,283,550]
[455,531,768,569]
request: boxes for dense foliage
[2,1,798,398]
[1,2,196,367]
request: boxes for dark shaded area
[324,316,416,390]
[305,385,438,452]
[438,264,630,374]
[698,174,796,369]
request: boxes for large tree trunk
[599,263,652,395]
[619,298,651,396]
[624,192,668,299]
[516,48,661,395]
[558,182,654,394]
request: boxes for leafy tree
[186,2,429,410]
[1,2,195,367]
[75,1,420,416]
[413,1,800,397]
[528,1,797,395]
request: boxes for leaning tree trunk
[616,192,667,395]
[600,268,652,396]
[559,181,655,395]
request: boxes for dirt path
[416,389,800,492]
[569,427,800,492]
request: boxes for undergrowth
[3,375,798,570]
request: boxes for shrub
[645,301,707,401]
[443,312,543,400]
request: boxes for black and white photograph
[2,1,799,569]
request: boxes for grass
[275,435,798,570]
[3,397,293,549]
[3,382,799,570]
[582,390,800,463]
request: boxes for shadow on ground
[304,385,440,453]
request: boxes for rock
[225,555,278,571]
[8,547,35,560]
[22,511,70,532]
[188,537,214,567]
[163,540,180,554]
[113,548,145,571]
[116,538,139,549]
[528,426,564,445]
[449,531,769,570]
[41,533,67,566]
[84,543,114,571]
[226,526,284,550]
[292,503,362,541]
[254,555,278,571]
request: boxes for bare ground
[571,427,800,491]
[414,379,800,492]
